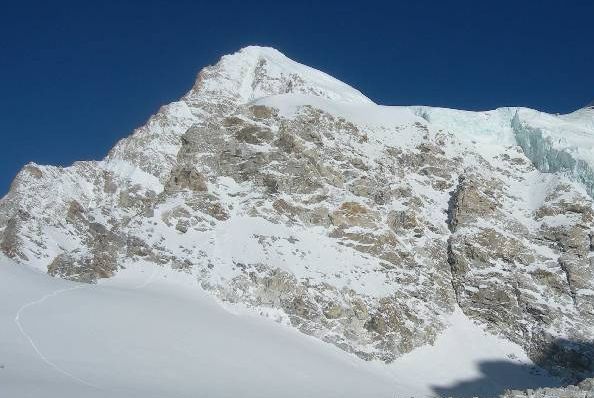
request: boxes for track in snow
[14,284,101,388]
[12,265,158,389]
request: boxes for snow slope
[1,258,560,398]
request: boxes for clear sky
[1,0,593,196]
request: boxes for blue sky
[1,0,593,195]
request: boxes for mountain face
[1,46,593,385]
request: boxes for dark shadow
[431,360,560,398]
[431,338,594,398]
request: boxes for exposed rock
[165,167,208,192]
[0,211,29,261]
[501,377,594,398]
[330,202,378,228]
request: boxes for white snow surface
[192,46,374,105]
[1,258,560,398]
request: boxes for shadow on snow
[432,338,594,397]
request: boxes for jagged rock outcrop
[1,46,593,381]
[502,377,594,398]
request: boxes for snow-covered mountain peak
[2,47,594,394]
[187,46,374,105]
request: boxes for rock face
[502,377,594,398]
[1,46,593,382]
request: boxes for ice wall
[511,111,594,197]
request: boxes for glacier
[512,108,594,198]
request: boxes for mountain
[1,46,593,396]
